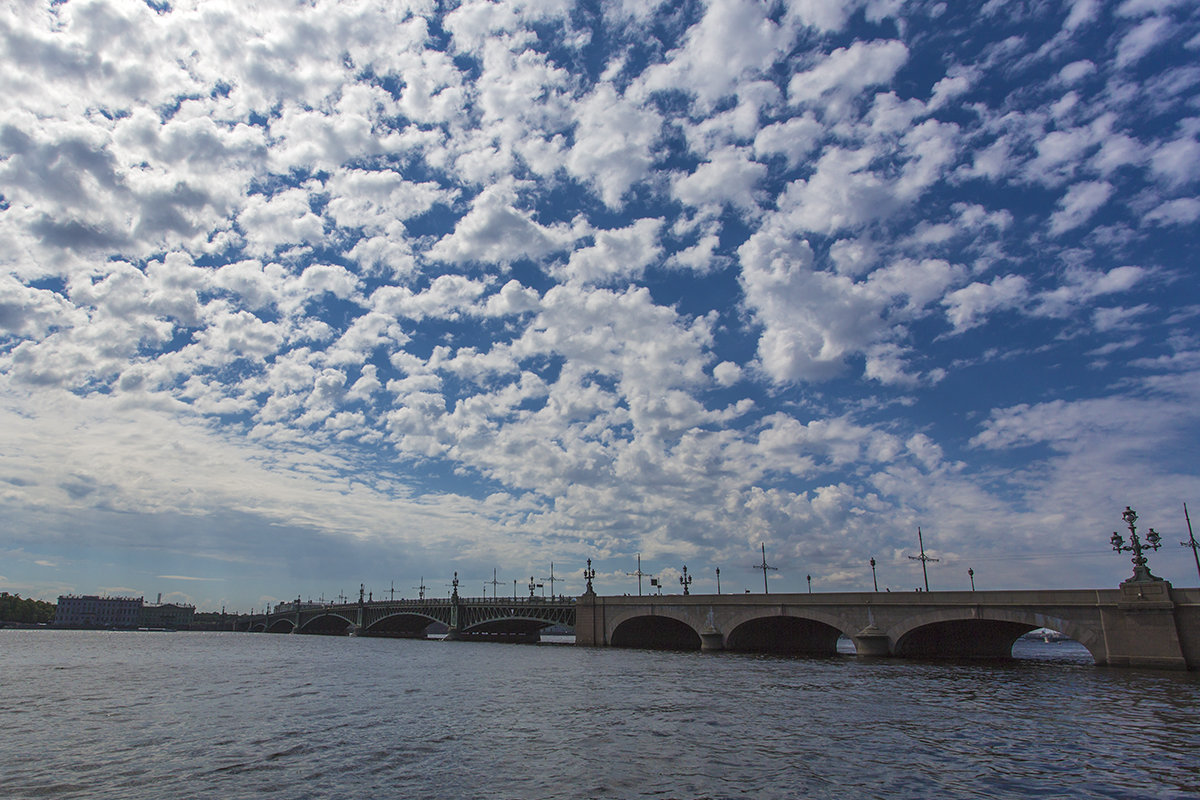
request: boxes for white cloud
[777,147,896,235]
[565,84,661,208]
[788,40,909,106]
[1049,180,1114,235]
[1117,0,1190,18]
[1149,136,1200,186]
[713,361,743,386]
[1058,60,1096,84]
[672,147,767,213]
[753,114,824,167]
[563,219,664,285]
[634,0,792,108]
[427,183,576,264]
[237,189,324,257]
[943,275,1030,332]
[1063,0,1102,30]
[1145,197,1200,225]
[1116,15,1174,67]
[1035,265,1149,317]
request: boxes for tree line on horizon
[0,592,56,624]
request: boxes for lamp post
[870,557,878,592]
[583,559,596,594]
[968,568,975,591]
[679,565,692,595]
[806,574,811,593]
[715,567,721,595]
[1111,505,1162,583]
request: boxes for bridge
[252,593,575,643]
[576,580,1200,670]
[246,577,1200,669]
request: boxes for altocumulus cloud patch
[0,0,1198,607]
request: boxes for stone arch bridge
[252,595,574,643]
[576,583,1200,670]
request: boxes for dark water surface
[2,630,1198,799]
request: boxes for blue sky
[2,0,1199,611]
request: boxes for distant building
[54,595,143,628]
[140,602,195,629]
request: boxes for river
[2,630,1197,799]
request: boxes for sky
[2,0,1199,612]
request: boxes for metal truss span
[257,595,576,641]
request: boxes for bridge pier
[699,627,724,651]
[853,624,890,658]
[1097,580,1189,669]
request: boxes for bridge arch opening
[365,613,437,638]
[611,615,701,650]
[726,616,845,656]
[894,619,1042,660]
[298,613,355,636]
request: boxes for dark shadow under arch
[366,613,437,637]
[298,613,355,636]
[611,615,701,650]
[726,615,844,655]
[894,619,1036,660]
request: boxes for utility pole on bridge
[1182,503,1200,582]
[541,563,559,598]
[627,554,649,596]
[908,528,939,592]
[488,568,502,599]
[413,578,426,600]
[754,543,777,594]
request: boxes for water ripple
[2,630,1198,799]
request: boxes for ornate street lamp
[679,565,692,595]
[1111,506,1163,583]
[715,567,721,595]
[870,557,878,592]
[584,559,596,594]
[968,568,975,591]
[806,574,811,593]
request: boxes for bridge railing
[274,595,577,611]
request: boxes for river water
[2,630,1197,800]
